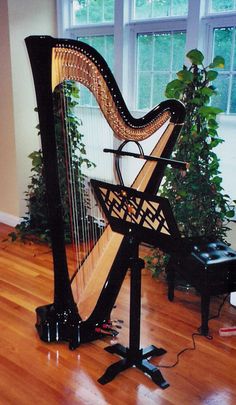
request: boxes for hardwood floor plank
[1,223,236,404]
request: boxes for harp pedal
[95,325,119,337]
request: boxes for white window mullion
[57,0,71,36]
[113,0,125,92]
[185,0,202,53]
[113,0,131,110]
[227,27,236,113]
[127,25,137,110]
[102,0,105,23]
[150,34,155,109]
[170,31,174,80]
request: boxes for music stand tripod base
[98,342,169,389]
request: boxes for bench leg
[200,294,210,336]
[166,261,175,302]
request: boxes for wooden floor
[1,222,236,405]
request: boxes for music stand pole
[98,228,169,389]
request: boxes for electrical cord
[208,293,229,322]
[158,332,202,369]
[158,293,231,369]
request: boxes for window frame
[202,12,236,114]
[129,20,187,109]
[205,0,236,15]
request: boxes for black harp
[25,35,186,349]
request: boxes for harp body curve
[25,35,185,348]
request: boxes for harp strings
[59,82,106,296]
[51,44,176,312]
[52,46,171,141]
[54,47,92,293]
[59,83,83,293]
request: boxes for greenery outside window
[72,0,114,25]
[134,0,188,19]
[77,34,114,106]
[211,27,236,113]
[208,0,236,13]
[77,35,114,71]
[136,31,186,109]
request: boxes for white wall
[0,0,18,220]
[0,0,57,224]
[217,115,236,203]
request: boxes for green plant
[10,81,95,243]
[145,49,234,277]
[144,248,169,278]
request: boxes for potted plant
[145,49,234,278]
[10,81,96,244]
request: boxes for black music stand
[91,179,180,389]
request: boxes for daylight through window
[59,0,236,113]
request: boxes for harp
[25,36,185,349]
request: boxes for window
[208,0,236,13]
[77,35,114,70]
[205,1,236,113]
[72,0,114,25]
[136,31,186,108]
[212,27,236,113]
[134,0,188,19]
[58,0,236,114]
[77,34,114,106]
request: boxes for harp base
[36,304,117,350]
[35,304,81,350]
[98,343,169,389]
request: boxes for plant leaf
[207,70,218,81]
[165,79,184,98]
[200,87,215,97]
[199,106,223,117]
[225,209,235,218]
[186,49,204,65]
[177,70,194,83]
[209,56,225,69]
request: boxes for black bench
[166,240,236,336]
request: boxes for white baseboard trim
[0,211,21,227]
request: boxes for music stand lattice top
[91,179,180,251]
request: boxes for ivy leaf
[199,106,223,117]
[225,209,235,218]
[211,176,222,186]
[165,79,184,99]
[207,70,218,81]
[209,56,225,69]
[209,138,223,148]
[200,87,215,97]
[208,118,218,129]
[177,70,194,83]
[190,97,202,105]
[186,49,204,65]
[177,190,188,198]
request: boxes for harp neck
[25,35,185,142]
